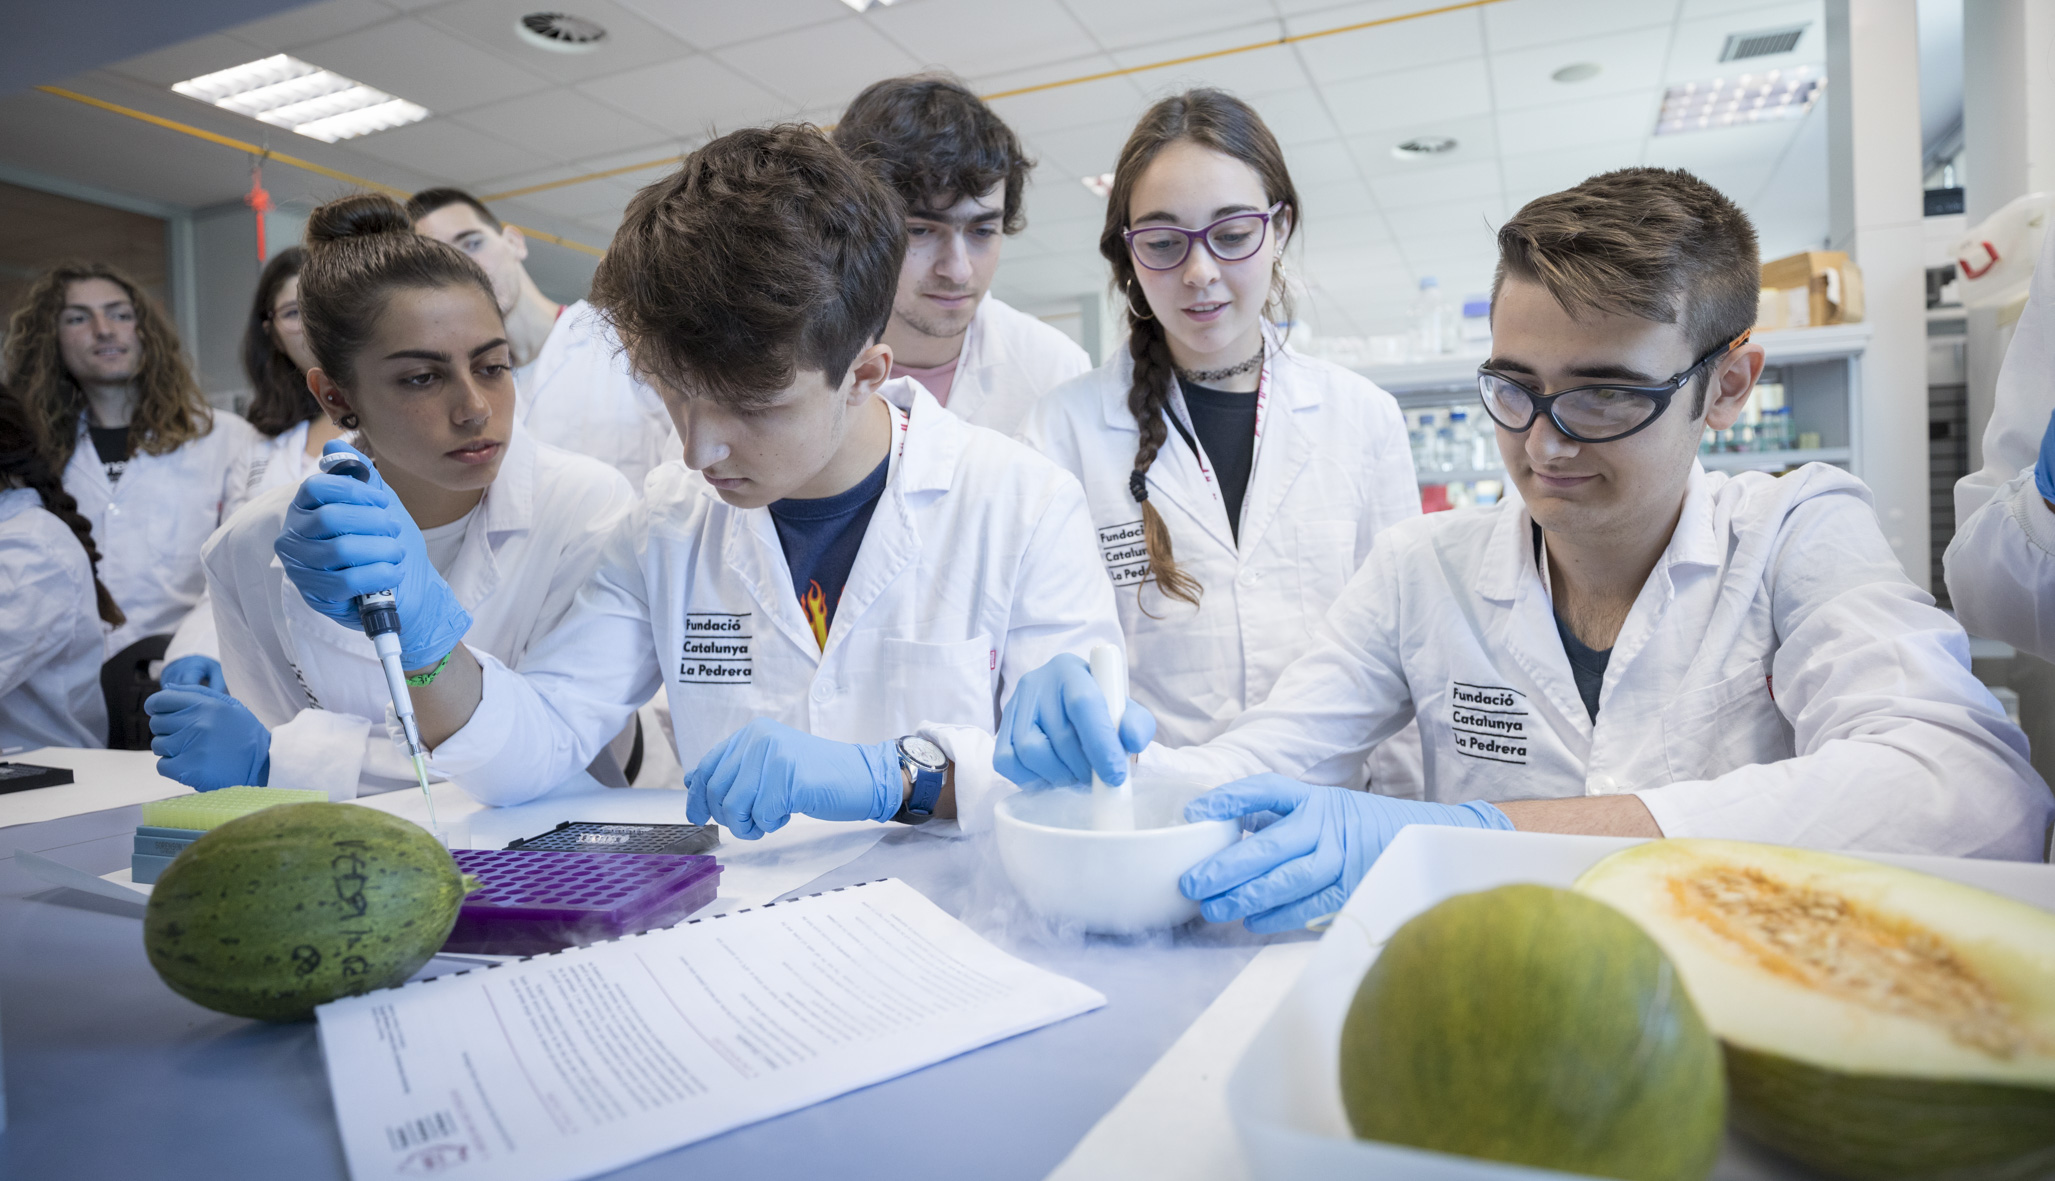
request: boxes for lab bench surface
[0,807,1276,1181]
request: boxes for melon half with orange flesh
[1574,840,2055,1181]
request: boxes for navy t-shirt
[1554,609,1611,721]
[767,455,890,650]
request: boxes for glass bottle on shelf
[1410,277,1451,360]
[1435,412,1459,472]
[1447,410,1472,473]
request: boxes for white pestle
[1087,642,1137,831]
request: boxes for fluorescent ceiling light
[1654,68,1821,136]
[839,0,898,10]
[171,55,429,142]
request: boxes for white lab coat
[1140,463,2052,861]
[922,294,1092,434]
[164,419,319,666]
[1947,225,2055,658]
[203,424,635,799]
[1019,333,1425,789]
[0,487,108,749]
[429,381,1124,828]
[62,410,257,657]
[515,299,676,490]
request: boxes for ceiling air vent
[1719,23,1806,62]
[516,12,608,53]
[1391,135,1459,161]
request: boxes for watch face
[900,736,947,770]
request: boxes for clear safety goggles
[1475,330,1751,444]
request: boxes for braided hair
[0,382,124,625]
[1097,89,1299,611]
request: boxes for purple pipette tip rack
[445,848,721,956]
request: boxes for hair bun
[304,193,413,246]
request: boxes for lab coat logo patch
[1099,519,1151,587]
[680,612,752,684]
[1449,681,1529,764]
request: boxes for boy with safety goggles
[995,166,2051,932]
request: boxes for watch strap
[892,738,945,824]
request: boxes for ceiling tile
[455,88,673,160]
[984,69,1149,138]
[296,17,553,112]
[869,0,1098,80]
[615,0,853,50]
[1481,0,1678,51]
[1346,113,1502,181]
[421,0,696,85]
[1243,87,1341,146]
[497,177,641,222]
[1111,25,1314,101]
[1019,214,1105,255]
[1294,178,1380,218]
[1369,158,1502,209]
[1290,1,1486,87]
[1498,144,1647,202]
[1285,138,1366,189]
[717,18,921,110]
[1298,213,1396,251]
[1024,120,1134,180]
[1323,57,1494,138]
[1070,0,1268,54]
[576,55,789,138]
[226,0,398,52]
[1487,25,1674,110]
[106,33,270,88]
[341,116,557,184]
[1495,87,1662,153]
[1664,0,1825,81]
[1383,198,1507,243]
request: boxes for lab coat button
[811,679,836,703]
[1237,568,1260,587]
[1591,773,1618,794]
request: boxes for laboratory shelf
[1358,322,1874,395]
[1699,447,1853,472]
[1416,468,1506,486]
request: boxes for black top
[1177,378,1258,544]
[1554,609,1612,722]
[767,455,890,650]
[89,424,130,485]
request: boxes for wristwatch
[892,735,947,824]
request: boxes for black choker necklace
[1175,344,1264,386]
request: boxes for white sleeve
[1945,469,2055,659]
[1640,488,2051,860]
[945,472,1126,834]
[163,588,221,664]
[1144,545,1419,788]
[0,541,73,700]
[1953,224,2055,530]
[427,509,664,807]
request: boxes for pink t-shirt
[890,354,961,406]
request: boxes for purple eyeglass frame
[1121,201,1286,270]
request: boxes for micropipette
[1087,642,1136,831]
[317,452,442,842]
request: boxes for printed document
[316,878,1104,1181]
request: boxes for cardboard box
[1757,249,1865,329]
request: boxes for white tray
[1225,827,2055,1181]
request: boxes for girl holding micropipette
[143,194,633,799]
[1017,90,1423,791]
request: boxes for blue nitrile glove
[145,686,270,790]
[273,440,472,668]
[994,653,1157,790]
[159,655,224,691]
[686,719,901,840]
[1178,775,1515,933]
[2035,408,2055,504]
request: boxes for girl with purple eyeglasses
[1018,88,1424,792]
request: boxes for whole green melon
[144,803,468,1022]
[1339,884,1725,1181]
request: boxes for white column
[1827,0,1931,588]
[1960,0,2055,475]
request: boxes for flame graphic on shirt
[801,579,829,650]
